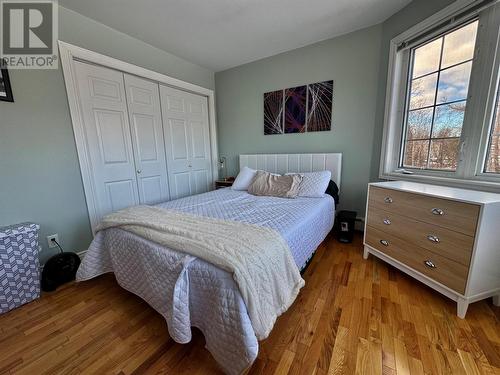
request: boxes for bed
[77,153,341,374]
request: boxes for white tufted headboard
[239,153,342,189]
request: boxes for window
[402,21,477,171]
[380,1,500,190]
[485,81,500,173]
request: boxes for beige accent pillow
[248,171,303,198]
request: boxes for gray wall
[215,25,383,216]
[0,6,214,263]
[215,0,455,218]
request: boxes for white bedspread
[77,189,334,374]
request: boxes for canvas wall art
[307,80,333,132]
[263,80,333,135]
[284,85,307,133]
[264,90,284,134]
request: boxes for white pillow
[286,171,331,197]
[232,166,258,190]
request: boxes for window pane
[494,100,500,135]
[407,108,433,139]
[436,61,472,104]
[429,138,460,170]
[403,140,429,168]
[432,101,466,138]
[412,38,442,78]
[485,85,500,173]
[441,21,478,69]
[485,135,500,173]
[401,20,478,172]
[409,73,438,110]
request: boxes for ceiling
[59,0,411,72]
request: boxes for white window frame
[379,0,500,192]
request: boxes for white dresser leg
[457,298,469,319]
[363,246,370,260]
[493,294,500,307]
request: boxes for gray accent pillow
[248,171,303,198]
[285,170,331,197]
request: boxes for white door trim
[58,40,219,233]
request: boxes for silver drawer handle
[380,239,389,246]
[431,208,444,216]
[424,260,436,269]
[427,235,440,243]
[384,197,393,203]
[383,219,391,225]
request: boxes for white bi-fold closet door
[160,85,212,199]
[73,61,212,220]
[124,74,170,204]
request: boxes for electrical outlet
[46,234,59,249]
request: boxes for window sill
[379,171,500,193]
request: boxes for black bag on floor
[41,252,80,292]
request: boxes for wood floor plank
[458,349,482,375]
[0,233,498,375]
[393,339,410,375]
[273,349,295,375]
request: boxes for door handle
[424,260,436,269]
[136,169,142,174]
[427,235,440,243]
[431,208,444,215]
[383,219,391,225]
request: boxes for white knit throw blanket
[96,205,305,340]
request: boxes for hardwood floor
[0,233,499,374]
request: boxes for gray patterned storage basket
[0,222,41,314]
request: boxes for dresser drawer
[366,208,474,266]
[368,186,480,236]
[365,226,468,294]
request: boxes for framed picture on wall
[0,61,14,102]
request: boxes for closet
[73,60,213,223]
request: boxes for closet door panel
[124,74,170,205]
[165,117,192,199]
[173,172,192,199]
[106,180,137,212]
[192,170,209,195]
[164,117,193,199]
[190,120,208,159]
[160,85,212,200]
[94,109,130,165]
[169,119,190,163]
[74,62,139,218]
[187,95,211,193]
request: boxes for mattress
[77,188,335,374]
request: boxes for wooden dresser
[364,181,500,318]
